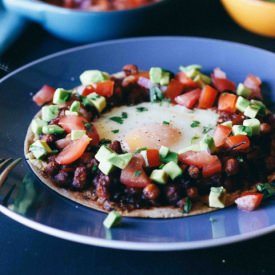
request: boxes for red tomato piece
[244,74,263,99]
[164,79,185,102]
[58,115,87,133]
[198,85,218,109]
[32,85,55,106]
[82,80,114,97]
[174,88,201,109]
[218,93,237,113]
[225,135,250,151]
[235,193,264,211]
[146,149,161,167]
[202,158,222,178]
[211,75,236,92]
[55,135,90,165]
[213,125,232,147]
[175,72,198,89]
[120,155,151,188]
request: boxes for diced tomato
[174,89,201,109]
[55,135,90,165]
[179,151,222,177]
[235,193,264,211]
[86,124,100,146]
[198,85,218,109]
[146,149,161,167]
[213,125,231,147]
[175,72,198,89]
[164,79,185,102]
[211,74,236,93]
[244,74,263,99]
[82,80,114,97]
[120,155,151,188]
[58,115,87,133]
[32,85,55,106]
[225,135,250,151]
[218,93,237,113]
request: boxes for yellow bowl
[221,0,275,38]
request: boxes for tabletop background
[1,0,275,274]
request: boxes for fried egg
[94,102,218,152]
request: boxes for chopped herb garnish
[122,112,128,119]
[150,86,164,102]
[256,182,275,199]
[191,135,200,144]
[191,121,200,128]
[110,116,124,124]
[163,120,170,125]
[135,147,147,153]
[183,197,192,213]
[236,156,244,163]
[112,129,119,134]
[203,126,213,134]
[91,165,98,173]
[136,107,148,112]
[100,139,111,145]
[160,151,178,164]
[84,122,92,130]
[134,170,142,177]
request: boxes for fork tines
[0,158,22,187]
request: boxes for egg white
[93,102,218,152]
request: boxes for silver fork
[0,158,21,187]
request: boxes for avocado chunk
[80,70,109,85]
[244,103,261,118]
[160,151,178,164]
[103,210,122,229]
[160,72,170,86]
[250,99,266,115]
[95,146,115,163]
[41,105,59,122]
[31,118,47,135]
[221,120,232,128]
[162,161,182,180]
[98,160,114,175]
[30,140,52,159]
[53,88,71,105]
[71,129,86,140]
[237,83,252,98]
[179,64,202,79]
[108,153,133,169]
[200,134,216,153]
[236,96,250,113]
[159,146,169,159]
[70,101,80,113]
[149,67,163,84]
[150,169,168,184]
[64,110,78,116]
[232,125,252,136]
[243,118,260,135]
[86,92,106,113]
[42,125,65,135]
[178,144,201,154]
[209,187,226,208]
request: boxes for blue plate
[0,37,274,251]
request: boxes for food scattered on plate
[25,64,275,218]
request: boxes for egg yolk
[125,123,182,152]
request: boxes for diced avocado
[198,73,212,84]
[236,96,250,113]
[42,125,65,135]
[108,153,133,169]
[140,150,149,167]
[29,140,52,159]
[150,169,168,184]
[53,88,71,105]
[221,120,232,128]
[250,99,266,115]
[41,105,59,122]
[162,161,182,180]
[80,70,109,85]
[95,146,115,163]
[209,186,226,208]
[232,125,252,136]
[86,92,106,113]
[98,161,114,175]
[103,210,122,229]
[70,101,80,113]
[64,110,78,116]
[244,103,261,118]
[149,67,163,84]
[160,151,178,164]
[160,72,170,86]
[159,146,169,158]
[178,144,201,154]
[200,134,216,153]
[193,73,211,88]
[243,118,260,135]
[179,64,202,78]
[237,83,252,98]
[31,118,47,135]
[71,129,86,140]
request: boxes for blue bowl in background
[2,0,171,43]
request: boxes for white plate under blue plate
[0,37,274,251]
